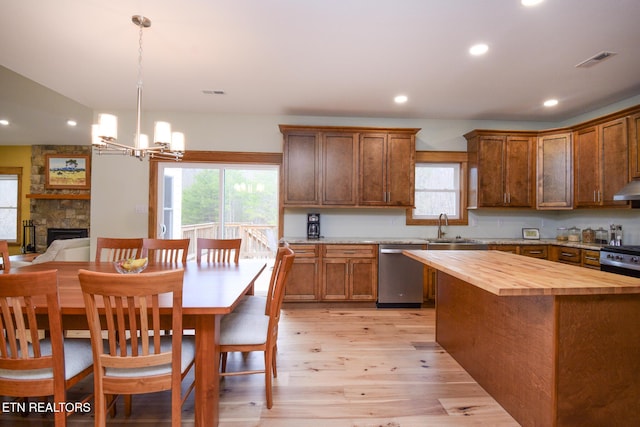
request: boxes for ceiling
[1,0,640,144]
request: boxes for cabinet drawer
[582,249,601,269]
[288,244,319,258]
[323,244,377,258]
[557,247,581,264]
[520,245,548,259]
[489,244,519,254]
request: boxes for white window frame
[406,152,468,226]
[0,167,22,243]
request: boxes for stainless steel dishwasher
[377,244,425,308]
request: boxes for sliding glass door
[158,163,279,260]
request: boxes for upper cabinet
[465,131,536,208]
[280,125,419,208]
[629,112,640,179]
[359,132,415,206]
[281,130,321,206]
[536,132,573,209]
[574,117,628,207]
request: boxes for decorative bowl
[114,257,148,274]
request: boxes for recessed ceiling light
[394,95,408,104]
[522,0,544,6]
[0,119,9,126]
[67,119,77,127]
[469,43,489,56]
[543,99,559,107]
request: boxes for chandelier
[91,15,185,161]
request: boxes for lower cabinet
[284,244,377,302]
[284,244,320,301]
[322,245,377,301]
[489,244,548,259]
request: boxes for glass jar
[595,227,608,244]
[568,226,581,242]
[556,227,568,241]
[582,227,595,243]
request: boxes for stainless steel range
[600,246,640,278]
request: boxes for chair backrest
[196,238,241,264]
[265,246,295,344]
[0,240,10,271]
[78,268,185,394]
[142,238,190,265]
[0,270,64,397]
[95,237,144,262]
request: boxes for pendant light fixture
[91,15,185,161]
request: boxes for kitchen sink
[424,238,488,250]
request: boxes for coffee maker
[307,213,320,239]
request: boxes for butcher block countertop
[404,249,640,297]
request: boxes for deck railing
[180,223,277,260]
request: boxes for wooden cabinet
[284,244,320,301]
[466,131,536,208]
[520,245,548,259]
[574,118,629,207]
[550,246,581,265]
[582,249,601,270]
[489,244,519,254]
[489,244,548,259]
[630,112,640,179]
[281,131,320,206]
[536,132,573,209]
[321,245,377,301]
[359,132,415,206]
[322,132,358,205]
[280,125,419,208]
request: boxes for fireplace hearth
[46,228,89,248]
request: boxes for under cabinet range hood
[614,180,640,207]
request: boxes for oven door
[601,263,640,278]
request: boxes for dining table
[9,259,267,427]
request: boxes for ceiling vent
[575,51,617,68]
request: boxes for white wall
[90,99,640,253]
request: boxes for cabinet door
[505,136,534,207]
[477,135,506,207]
[350,258,377,301]
[321,258,349,300]
[537,133,573,209]
[284,244,319,301]
[574,126,600,207]
[600,118,628,206]
[386,133,415,206]
[282,133,320,206]
[359,133,387,205]
[630,113,640,179]
[322,133,358,205]
[285,258,320,300]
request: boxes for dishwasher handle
[380,248,409,254]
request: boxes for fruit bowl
[114,257,148,274]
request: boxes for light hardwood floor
[0,307,519,426]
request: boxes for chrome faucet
[437,213,449,239]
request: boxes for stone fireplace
[30,145,91,252]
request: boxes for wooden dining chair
[78,268,195,426]
[95,237,144,262]
[196,238,241,264]
[219,246,295,409]
[0,240,10,270]
[142,238,190,265]
[235,243,290,316]
[0,270,94,426]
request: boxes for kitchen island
[404,249,640,427]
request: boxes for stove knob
[615,255,625,261]
[607,254,615,259]
[632,256,640,263]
